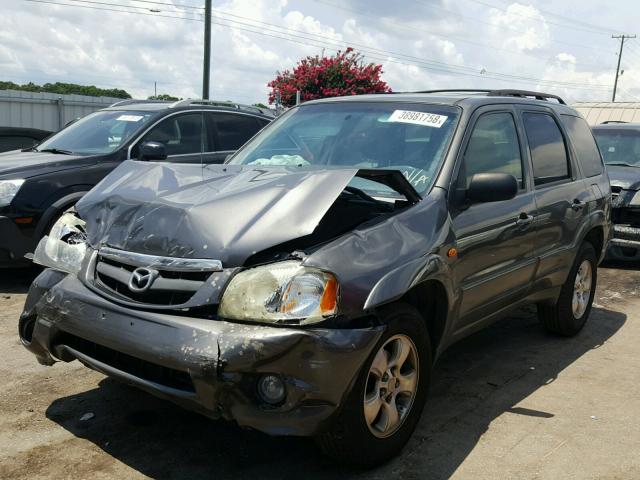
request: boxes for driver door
[450,106,539,332]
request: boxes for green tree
[0,81,131,98]
[148,93,181,101]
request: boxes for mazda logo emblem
[128,267,159,292]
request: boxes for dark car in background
[0,99,272,267]
[19,89,610,466]
[592,123,640,260]
[0,127,52,153]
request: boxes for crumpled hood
[0,149,88,178]
[76,160,359,267]
[607,165,640,191]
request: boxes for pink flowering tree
[268,48,392,107]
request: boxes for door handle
[571,199,586,210]
[516,213,534,226]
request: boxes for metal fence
[0,89,125,131]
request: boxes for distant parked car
[0,127,52,153]
[592,123,640,260]
[0,99,273,267]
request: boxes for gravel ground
[0,264,639,480]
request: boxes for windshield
[227,102,460,195]
[37,110,157,156]
[593,128,640,167]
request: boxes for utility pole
[203,0,212,99]
[612,34,636,102]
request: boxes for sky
[1,0,639,105]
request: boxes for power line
[462,0,612,35]
[21,0,612,92]
[472,0,619,35]
[409,0,613,54]
[313,0,607,70]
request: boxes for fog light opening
[257,374,286,405]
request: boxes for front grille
[92,248,221,306]
[56,332,195,392]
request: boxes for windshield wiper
[607,162,638,168]
[37,148,74,155]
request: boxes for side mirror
[139,141,167,161]
[467,172,518,203]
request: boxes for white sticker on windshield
[117,114,144,122]
[388,110,448,128]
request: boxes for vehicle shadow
[45,305,625,480]
[0,267,38,294]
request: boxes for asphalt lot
[1,264,639,479]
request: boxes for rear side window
[210,113,262,151]
[561,115,603,177]
[462,112,524,188]
[522,113,570,186]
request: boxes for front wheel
[315,304,431,467]
[538,242,597,336]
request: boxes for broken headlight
[32,212,87,274]
[218,260,339,325]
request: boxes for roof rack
[407,89,492,95]
[486,89,566,105]
[109,99,170,107]
[401,88,566,105]
[169,99,274,117]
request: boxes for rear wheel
[316,304,431,467]
[538,242,597,336]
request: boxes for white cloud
[1,0,639,104]
[488,3,550,51]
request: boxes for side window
[560,115,603,177]
[461,112,524,188]
[211,114,262,151]
[139,113,205,156]
[522,113,570,186]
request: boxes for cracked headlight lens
[32,212,87,274]
[0,179,25,207]
[218,260,339,325]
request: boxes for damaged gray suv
[19,89,611,466]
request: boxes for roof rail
[487,89,566,105]
[406,89,492,95]
[169,98,274,116]
[109,99,170,107]
[601,120,629,124]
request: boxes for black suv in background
[592,123,640,260]
[0,127,52,153]
[20,89,610,466]
[0,99,273,267]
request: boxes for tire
[315,303,432,468]
[538,242,597,337]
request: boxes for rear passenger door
[204,113,267,163]
[516,107,589,287]
[451,106,539,330]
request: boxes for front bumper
[19,269,383,436]
[0,215,34,267]
[607,224,640,261]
